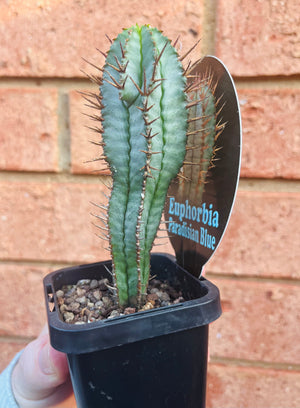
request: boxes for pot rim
[44,253,221,354]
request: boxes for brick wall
[0,1,299,407]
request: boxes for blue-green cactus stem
[179,76,220,203]
[100,25,187,306]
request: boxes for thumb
[12,325,71,408]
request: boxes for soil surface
[57,277,185,324]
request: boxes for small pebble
[108,310,120,319]
[173,296,185,304]
[76,287,86,297]
[60,304,68,313]
[158,291,170,302]
[77,279,91,286]
[57,297,64,306]
[102,296,112,308]
[68,302,80,312]
[56,290,64,298]
[95,300,104,308]
[63,312,75,323]
[90,279,99,289]
[98,278,109,291]
[124,307,136,315]
[65,297,75,305]
[146,293,158,303]
[141,302,154,311]
[92,289,102,300]
[150,288,159,294]
[76,296,87,305]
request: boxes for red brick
[0,180,110,264]
[0,340,29,372]
[0,264,51,338]
[239,89,300,179]
[0,89,58,172]
[216,0,300,76]
[207,364,300,408]
[206,191,300,279]
[0,0,204,78]
[70,90,108,174]
[209,279,300,365]
[0,179,174,263]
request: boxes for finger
[12,325,72,408]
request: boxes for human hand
[11,325,72,408]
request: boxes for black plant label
[164,56,242,278]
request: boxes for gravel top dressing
[57,277,185,324]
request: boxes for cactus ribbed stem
[100,25,187,306]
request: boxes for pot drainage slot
[46,285,56,313]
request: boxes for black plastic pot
[44,253,221,408]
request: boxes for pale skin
[11,325,72,408]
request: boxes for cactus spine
[178,77,224,203]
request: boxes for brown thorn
[136,103,154,113]
[187,114,211,123]
[105,34,113,44]
[119,41,125,58]
[84,156,106,163]
[80,95,102,109]
[186,127,210,136]
[152,40,169,81]
[184,58,203,76]
[85,125,104,134]
[89,140,105,147]
[177,174,192,181]
[129,76,145,96]
[183,61,192,76]
[84,103,102,111]
[77,90,99,100]
[95,232,110,242]
[173,35,180,48]
[149,165,159,171]
[185,145,202,151]
[82,112,103,122]
[80,69,103,85]
[145,116,160,126]
[152,78,166,84]
[186,99,203,109]
[90,201,108,211]
[179,40,201,62]
[148,82,163,95]
[96,48,107,58]
[90,213,108,225]
[140,150,161,155]
[81,57,103,73]
[141,131,159,139]
[103,78,122,90]
[92,222,109,232]
[106,61,122,73]
[216,101,226,117]
[103,69,122,88]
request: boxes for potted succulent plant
[44,24,241,408]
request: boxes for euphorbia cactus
[177,79,223,204]
[85,24,221,307]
